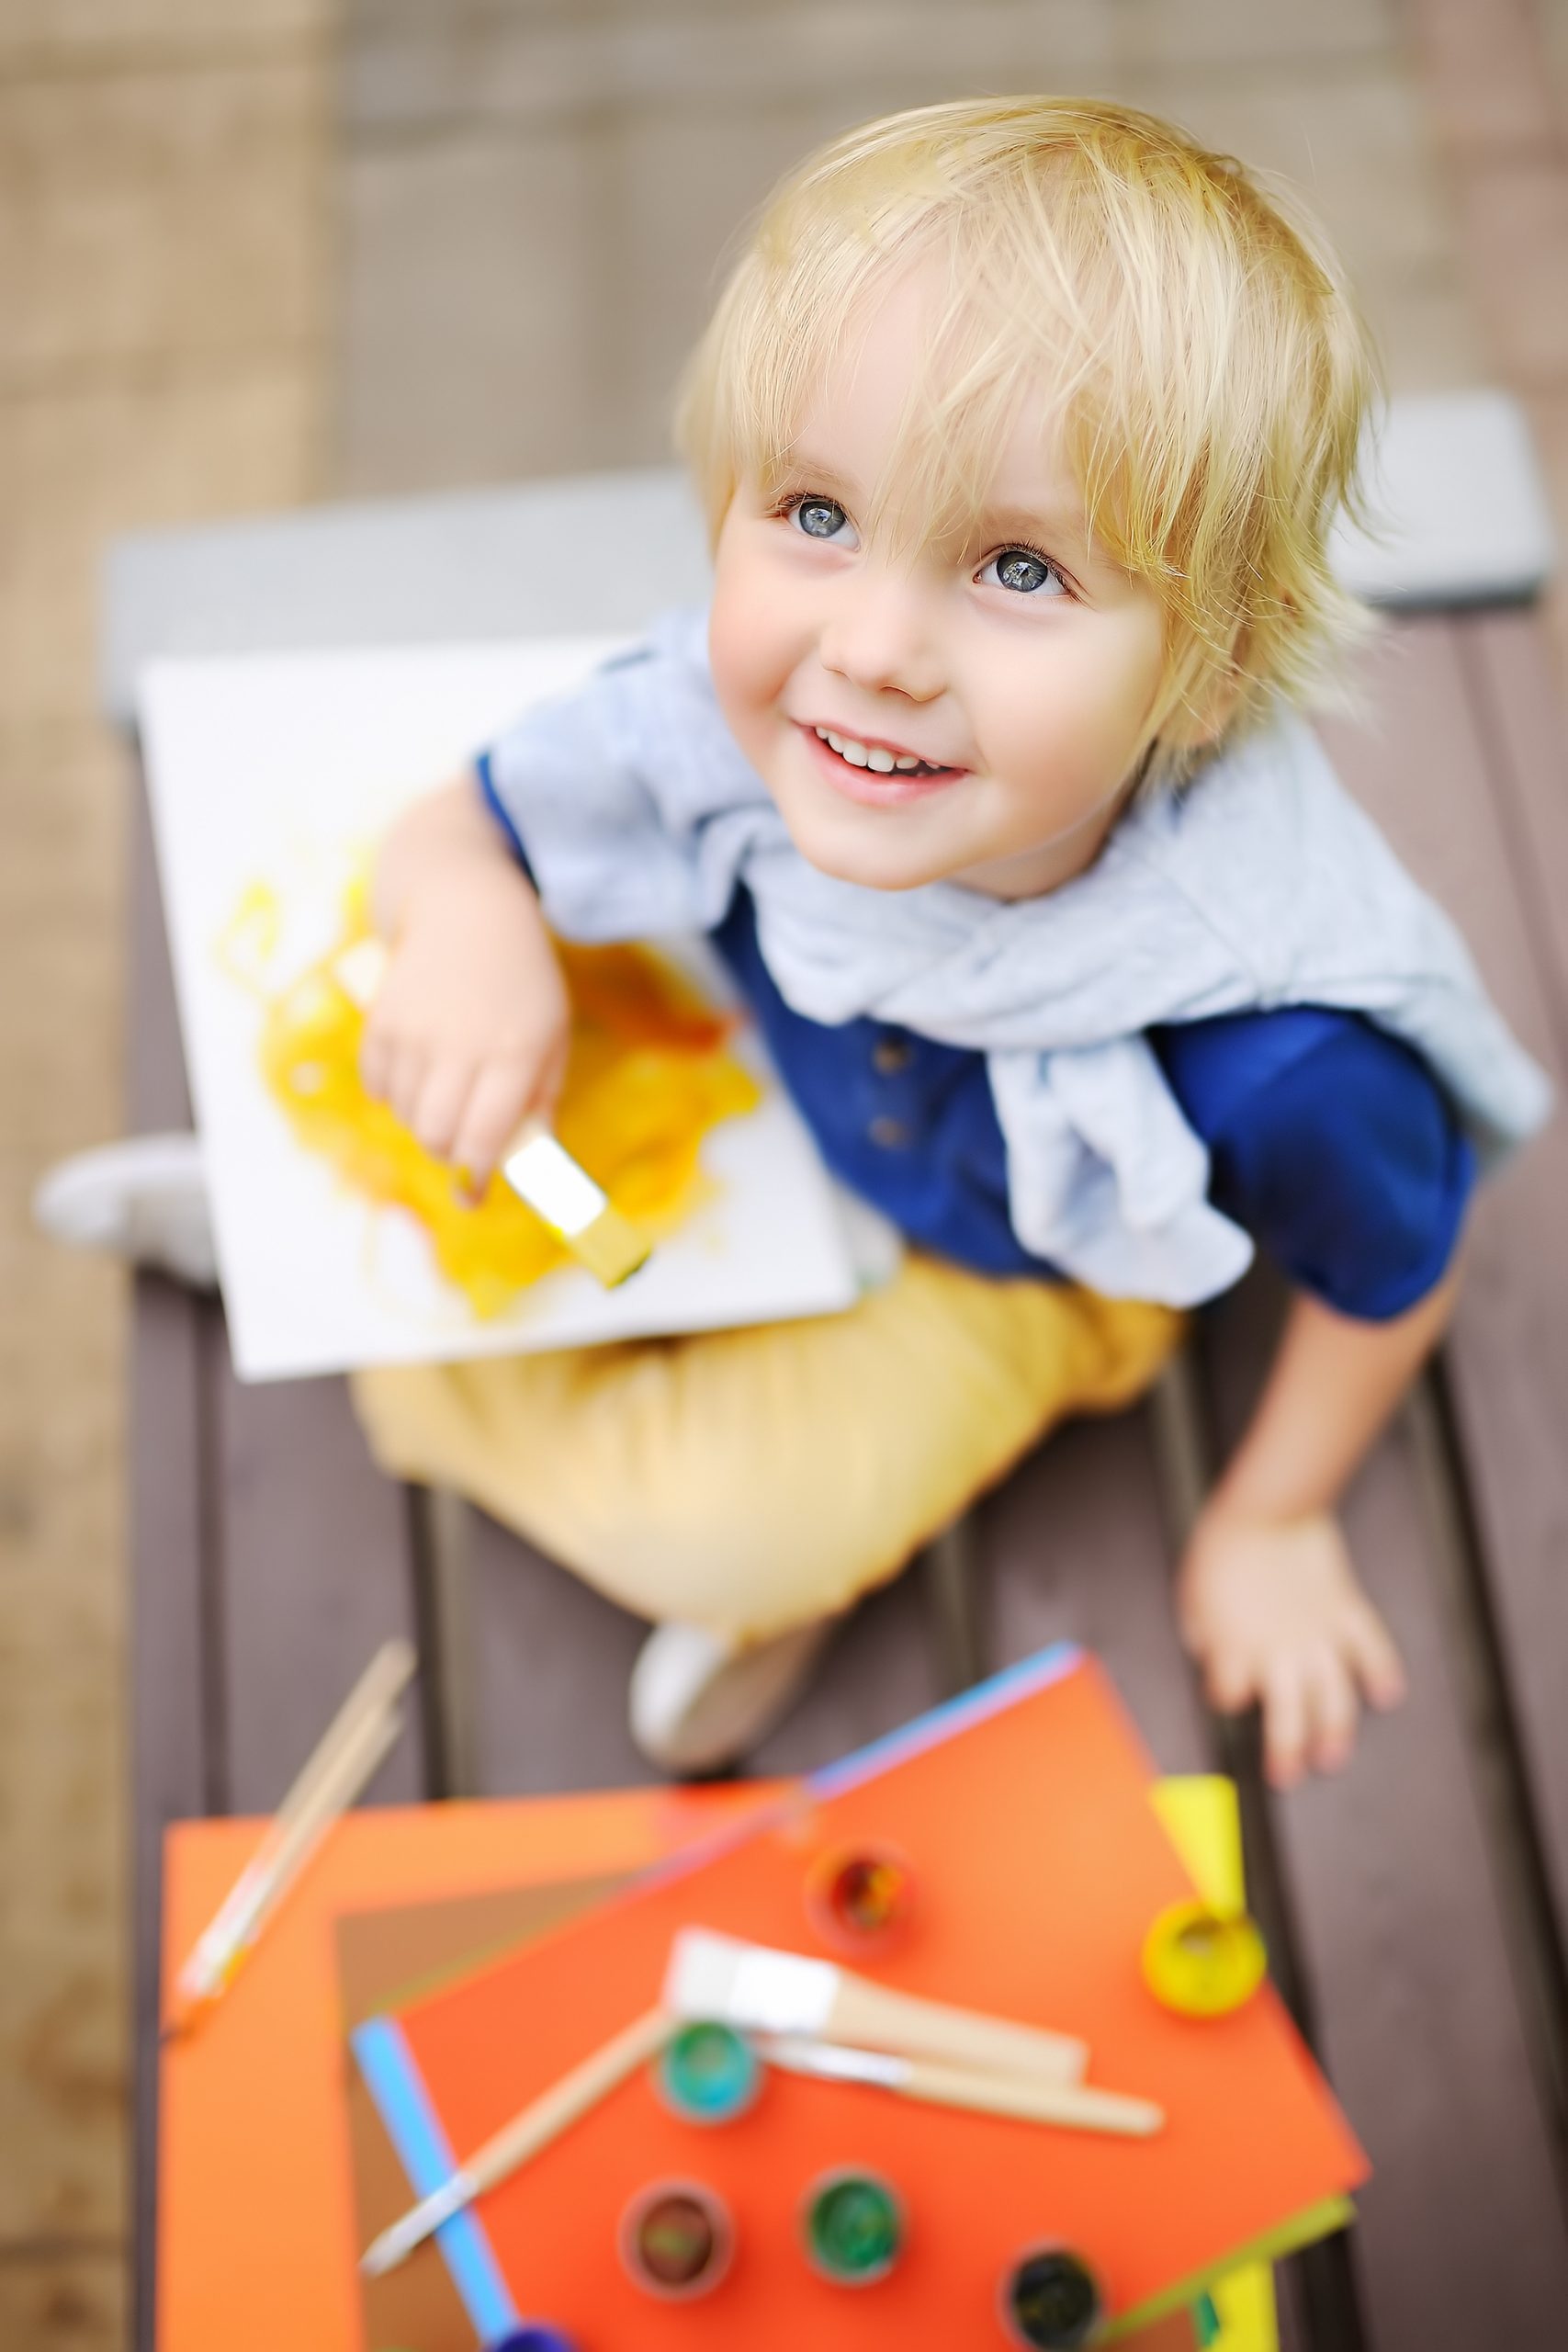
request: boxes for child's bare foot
[1176,1505,1406,1788]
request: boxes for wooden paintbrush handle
[179,1690,406,1995]
[901,2056,1163,2137]
[829,1977,1088,2085]
[466,2007,672,2197]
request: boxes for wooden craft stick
[760,2034,1163,2137]
[166,1637,415,2031]
[361,2006,673,2277]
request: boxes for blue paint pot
[486,2329,581,2352]
[657,2018,761,2125]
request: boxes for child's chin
[781,802,954,895]
[792,825,950,894]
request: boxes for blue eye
[787,495,857,546]
[981,547,1067,596]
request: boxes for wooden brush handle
[902,2056,1162,2137]
[467,2007,671,2196]
[829,1977,1088,2085]
[180,1693,406,1994]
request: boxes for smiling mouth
[807,724,959,778]
[797,721,964,808]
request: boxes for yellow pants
[352,1258,1181,1644]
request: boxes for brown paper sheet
[335,1874,634,2352]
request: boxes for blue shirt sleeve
[474,634,736,943]
[1155,1008,1476,1320]
[474,749,534,878]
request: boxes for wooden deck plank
[1399,610,1568,1946]
[1319,621,1568,1935]
[210,1352,430,1813]
[747,1565,951,1777]
[1468,610,1568,1051]
[1201,1274,1568,2350]
[982,1406,1212,1772]
[466,1510,662,1792]
[466,1506,956,1791]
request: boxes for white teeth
[817,725,934,775]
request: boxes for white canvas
[139,640,861,1383]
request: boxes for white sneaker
[628,1617,836,1775]
[31,1132,218,1288]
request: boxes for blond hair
[676,96,1379,788]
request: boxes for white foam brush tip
[666,1929,838,2033]
[664,1928,1089,2085]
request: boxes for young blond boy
[51,99,1548,1783]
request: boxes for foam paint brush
[333,937,650,1288]
[665,1929,1089,2086]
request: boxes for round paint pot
[656,2018,761,2126]
[619,2179,734,2301]
[999,2245,1105,2348]
[1142,1897,1267,2018]
[486,2330,582,2352]
[801,2167,906,2286]
[806,1844,918,1952]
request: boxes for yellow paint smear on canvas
[227,882,761,1317]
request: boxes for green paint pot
[657,2019,761,2125]
[802,2168,905,2286]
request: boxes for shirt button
[873,1034,914,1075]
[868,1114,911,1148]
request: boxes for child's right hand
[359,781,570,1191]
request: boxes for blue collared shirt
[710,887,1472,1320]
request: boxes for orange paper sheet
[156,1783,775,2350]
[374,1648,1366,2346]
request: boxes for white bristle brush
[665,1928,1089,2087]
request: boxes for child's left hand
[1176,1503,1406,1789]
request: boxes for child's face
[708,266,1168,899]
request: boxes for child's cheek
[707,578,774,753]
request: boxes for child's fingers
[1345,1601,1407,1711]
[1302,1645,1357,1774]
[388,1040,433,1132]
[409,1060,476,1162]
[1202,1645,1258,1715]
[449,1058,537,1193]
[535,1028,570,1116]
[1262,1661,1309,1790]
[358,1022,394,1103]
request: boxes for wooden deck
[128,611,1568,2349]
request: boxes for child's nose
[818,572,942,701]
